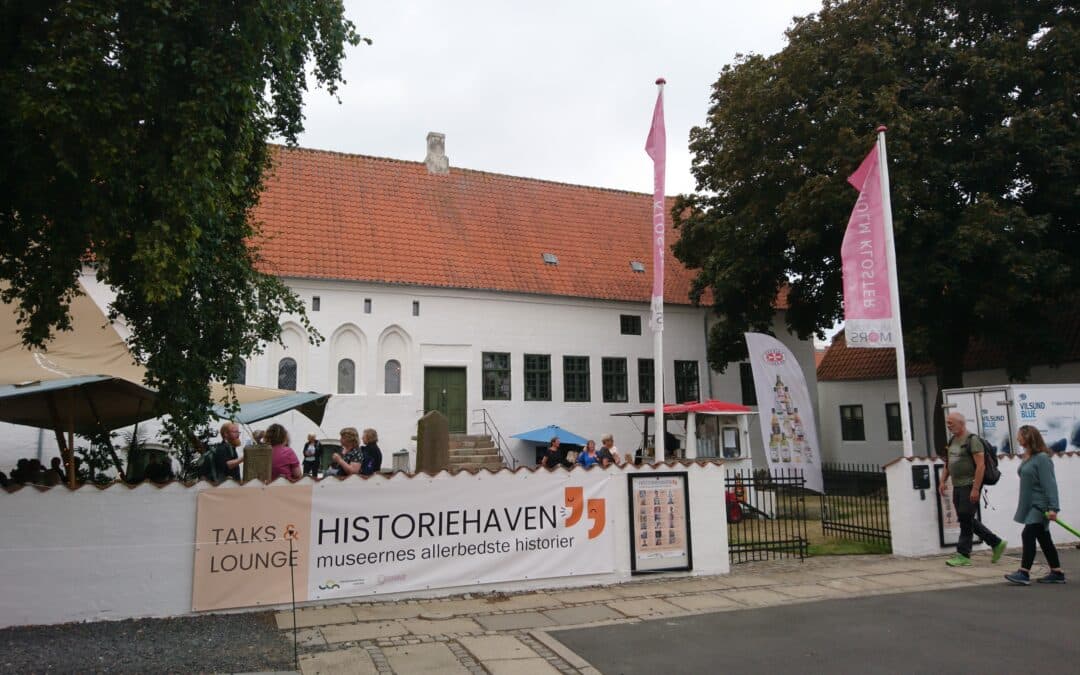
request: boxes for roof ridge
[267,143,675,200]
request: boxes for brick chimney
[425,132,449,175]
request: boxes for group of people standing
[540,434,630,469]
[199,422,382,482]
[938,412,1066,585]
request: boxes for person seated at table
[359,428,383,476]
[598,434,621,467]
[266,423,302,481]
[578,440,601,468]
[326,427,363,477]
[302,433,321,478]
[540,437,569,469]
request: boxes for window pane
[337,358,355,394]
[620,315,641,335]
[385,359,401,394]
[563,356,590,402]
[482,352,511,400]
[739,363,757,406]
[638,358,654,403]
[840,405,865,441]
[524,354,551,401]
[278,357,297,391]
[230,359,246,386]
[674,360,699,404]
[602,357,628,402]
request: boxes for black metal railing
[820,463,890,547]
[471,408,517,470]
[725,468,808,563]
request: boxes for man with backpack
[938,412,1007,566]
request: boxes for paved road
[551,548,1079,675]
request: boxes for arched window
[337,358,356,394]
[278,357,297,391]
[230,359,246,385]
[384,359,401,394]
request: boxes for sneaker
[991,540,1008,563]
[1005,570,1031,585]
[1037,571,1066,584]
[946,554,972,567]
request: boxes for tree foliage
[0,1,361,443]
[675,0,1078,389]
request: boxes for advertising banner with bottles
[745,333,824,492]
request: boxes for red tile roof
[253,146,785,308]
[818,322,1080,381]
[817,332,935,381]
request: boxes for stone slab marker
[416,411,449,473]
[243,443,272,483]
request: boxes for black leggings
[1021,522,1061,570]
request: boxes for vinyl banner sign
[745,332,823,493]
[193,473,615,611]
[841,145,895,348]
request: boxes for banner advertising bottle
[745,333,823,493]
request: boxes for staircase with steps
[447,434,506,472]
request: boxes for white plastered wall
[0,462,729,629]
[886,453,1080,557]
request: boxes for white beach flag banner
[745,332,823,493]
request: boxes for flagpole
[649,78,666,463]
[876,126,913,457]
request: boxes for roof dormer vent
[630,261,646,272]
[542,253,559,265]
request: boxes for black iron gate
[819,463,891,548]
[725,469,808,563]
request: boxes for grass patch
[808,539,891,556]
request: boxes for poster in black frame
[627,471,693,573]
[934,463,983,548]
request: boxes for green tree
[675,0,1077,394]
[0,1,363,445]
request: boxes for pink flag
[841,145,895,348]
[645,82,666,332]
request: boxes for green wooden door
[424,367,467,433]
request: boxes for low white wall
[0,462,729,628]
[887,453,1080,557]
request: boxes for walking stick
[1045,512,1080,538]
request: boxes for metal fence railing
[819,463,890,548]
[725,468,808,564]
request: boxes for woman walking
[1005,425,1066,585]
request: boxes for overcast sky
[295,0,823,196]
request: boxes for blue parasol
[511,424,588,445]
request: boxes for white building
[817,329,1080,466]
[2,135,817,472]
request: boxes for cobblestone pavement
[281,547,1032,674]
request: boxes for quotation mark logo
[564,487,606,539]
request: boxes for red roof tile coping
[252,145,788,309]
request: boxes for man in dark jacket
[201,422,244,482]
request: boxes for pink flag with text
[841,145,895,348]
[645,86,666,332]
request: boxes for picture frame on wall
[628,471,692,573]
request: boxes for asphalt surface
[552,548,1080,675]
[0,611,293,674]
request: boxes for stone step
[448,445,499,456]
[448,461,506,472]
[448,434,492,448]
[448,453,502,464]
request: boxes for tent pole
[82,388,126,480]
[46,392,77,488]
